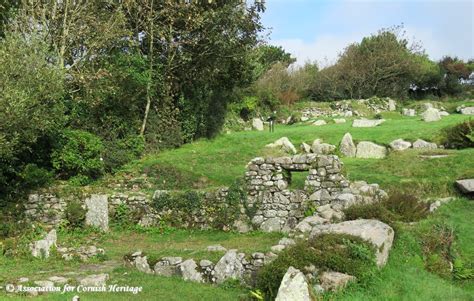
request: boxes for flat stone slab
[85,194,109,231]
[352,119,385,127]
[310,219,394,267]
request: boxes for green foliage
[0,32,64,198]
[103,136,145,172]
[255,234,376,299]
[52,130,105,180]
[65,200,86,229]
[441,119,474,149]
[19,164,54,190]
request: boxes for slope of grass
[330,199,474,301]
[101,114,473,196]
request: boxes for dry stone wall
[23,155,387,233]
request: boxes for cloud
[264,0,473,66]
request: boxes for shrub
[65,200,87,229]
[52,130,105,180]
[344,192,428,226]
[384,192,429,222]
[102,135,145,172]
[441,119,474,149]
[418,223,458,279]
[255,234,376,299]
[19,164,54,189]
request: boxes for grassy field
[2,105,473,300]
[103,112,474,197]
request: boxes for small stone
[313,120,327,126]
[278,238,296,246]
[48,276,69,284]
[319,271,356,291]
[333,118,346,124]
[271,245,286,252]
[252,118,264,131]
[207,245,227,252]
[412,139,437,149]
[389,139,412,151]
[79,274,109,287]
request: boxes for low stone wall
[23,154,387,233]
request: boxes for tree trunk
[140,0,154,136]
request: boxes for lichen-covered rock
[261,217,283,232]
[356,142,387,159]
[207,245,227,252]
[319,271,355,291]
[178,259,204,283]
[313,120,327,126]
[213,250,245,284]
[459,106,474,115]
[310,219,394,267]
[252,118,264,131]
[135,256,153,274]
[339,133,356,157]
[266,137,297,154]
[30,229,57,258]
[300,142,312,153]
[456,179,474,195]
[389,139,412,151]
[79,274,109,287]
[352,119,385,127]
[275,266,311,301]
[422,108,441,122]
[413,139,437,149]
[85,194,109,231]
[402,108,416,116]
[311,139,336,155]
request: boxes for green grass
[0,229,281,300]
[329,199,474,301]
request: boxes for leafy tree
[0,33,64,197]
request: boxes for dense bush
[256,234,376,299]
[441,120,474,149]
[52,130,105,180]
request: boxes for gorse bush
[255,234,376,300]
[441,119,474,149]
[52,130,105,180]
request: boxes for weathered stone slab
[352,119,385,127]
[422,108,441,122]
[456,179,474,194]
[30,229,57,258]
[310,219,394,266]
[356,141,387,159]
[339,133,356,157]
[85,194,109,231]
[252,118,264,131]
[389,139,412,151]
[213,250,245,284]
[275,266,311,301]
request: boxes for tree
[0,33,64,196]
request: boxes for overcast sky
[261,0,474,66]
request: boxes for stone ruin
[23,154,387,233]
[245,154,387,232]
